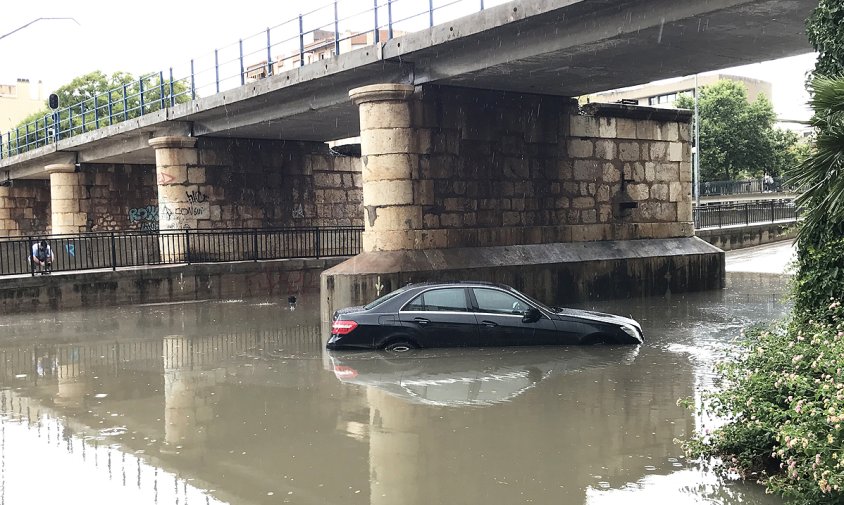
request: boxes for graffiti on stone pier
[160,202,210,228]
[186,190,208,204]
[128,206,159,231]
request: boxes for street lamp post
[0,17,79,41]
[694,73,701,206]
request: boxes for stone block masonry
[354,85,694,252]
[0,180,50,237]
[324,83,718,317]
[197,138,363,229]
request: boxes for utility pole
[694,73,701,206]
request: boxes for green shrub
[682,300,844,504]
[792,234,844,320]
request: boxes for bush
[792,234,844,321]
[682,300,844,504]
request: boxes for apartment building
[245,29,397,81]
[0,79,45,132]
[590,74,772,108]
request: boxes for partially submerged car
[327,281,643,351]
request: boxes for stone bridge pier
[321,83,724,318]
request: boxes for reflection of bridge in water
[0,326,322,382]
[0,326,325,505]
[0,295,749,505]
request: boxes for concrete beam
[393,0,814,94]
[184,59,413,140]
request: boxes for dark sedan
[326,281,644,351]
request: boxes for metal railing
[0,0,506,160]
[701,177,798,197]
[693,200,799,230]
[1,226,362,277]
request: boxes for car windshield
[363,286,411,310]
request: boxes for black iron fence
[701,177,799,197]
[1,226,362,277]
[694,200,799,230]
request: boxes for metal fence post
[190,59,196,100]
[159,71,166,110]
[334,2,340,56]
[253,228,259,262]
[429,0,434,27]
[744,203,749,226]
[215,49,220,93]
[139,78,146,115]
[266,28,273,76]
[299,15,305,67]
[169,67,175,106]
[373,0,380,43]
[107,91,113,125]
[239,39,245,86]
[185,228,192,264]
[387,0,393,39]
[28,236,34,276]
[94,95,100,129]
[771,200,775,223]
[110,232,117,271]
[122,83,129,120]
[315,228,321,259]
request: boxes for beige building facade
[590,74,772,108]
[0,79,45,132]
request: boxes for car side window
[403,288,468,312]
[473,288,527,315]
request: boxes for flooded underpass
[0,248,793,505]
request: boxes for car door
[470,287,543,347]
[398,287,479,348]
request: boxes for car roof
[403,281,515,291]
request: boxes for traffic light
[48,93,58,110]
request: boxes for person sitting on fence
[31,240,53,274]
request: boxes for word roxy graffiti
[128,206,159,231]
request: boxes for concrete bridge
[0,0,816,311]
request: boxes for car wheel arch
[380,335,420,352]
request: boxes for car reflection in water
[328,345,640,407]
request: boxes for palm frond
[787,76,844,241]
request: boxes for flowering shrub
[682,300,844,504]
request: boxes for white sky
[0,0,816,121]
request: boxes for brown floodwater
[0,271,789,504]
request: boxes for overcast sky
[0,0,816,122]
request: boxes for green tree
[676,80,780,181]
[7,70,191,154]
[788,0,844,317]
[806,0,844,78]
[770,128,809,179]
[787,76,844,315]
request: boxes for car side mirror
[522,307,541,323]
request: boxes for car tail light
[331,320,358,335]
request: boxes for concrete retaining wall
[0,257,346,314]
[321,237,724,321]
[697,221,796,251]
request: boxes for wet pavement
[0,242,794,504]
